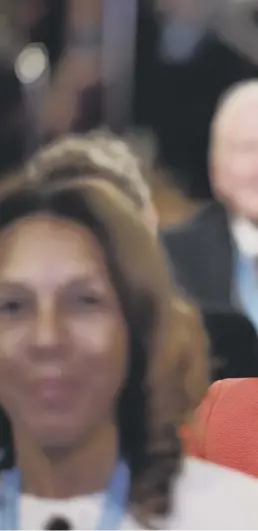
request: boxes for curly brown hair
[0,158,209,526]
[24,134,208,389]
[25,134,209,413]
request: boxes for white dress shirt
[231,217,258,258]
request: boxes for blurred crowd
[1,1,258,529]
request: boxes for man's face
[211,98,258,222]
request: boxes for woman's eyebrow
[0,281,30,291]
[63,274,109,289]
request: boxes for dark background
[134,1,258,198]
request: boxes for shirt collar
[230,217,258,258]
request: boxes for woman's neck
[14,421,118,499]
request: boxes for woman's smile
[0,214,128,446]
[30,375,77,407]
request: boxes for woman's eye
[0,299,26,316]
[63,290,111,313]
[64,293,102,311]
[76,294,101,307]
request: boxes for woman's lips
[33,377,74,405]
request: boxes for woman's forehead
[0,214,109,288]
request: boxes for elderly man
[163,80,258,378]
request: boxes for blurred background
[1,0,258,227]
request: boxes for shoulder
[205,377,258,404]
[161,202,227,265]
[177,455,258,491]
[168,457,258,529]
[196,377,258,429]
[182,378,258,459]
[162,201,222,241]
[125,457,258,530]
[195,378,246,420]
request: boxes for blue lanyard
[0,460,130,530]
[235,251,258,333]
[97,460,130,530]
[0,469,20,530]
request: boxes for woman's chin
[26,413,91,451]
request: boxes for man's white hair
[210,79,258,155]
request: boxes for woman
[0,170,258,530]
[26,131,209,413]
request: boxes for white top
[231,217,258,258]
[20,457,258,530]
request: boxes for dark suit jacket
[162,202,258,380]
[162,202,233,308]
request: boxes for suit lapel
[201,203,233,309]
[163,202,234,309]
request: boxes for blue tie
[236,251,258,332]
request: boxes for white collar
[20,492,103,530]
[230,217,258,258]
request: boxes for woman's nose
[32,302,64,352]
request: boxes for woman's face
[0,214,128,449]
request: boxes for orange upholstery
[182,378,258,477]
